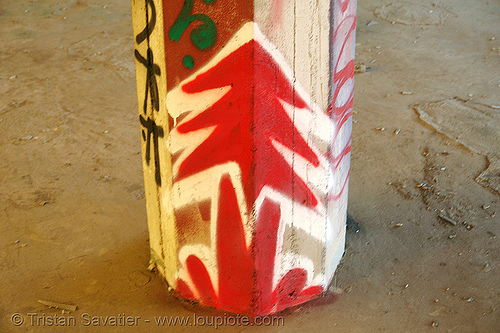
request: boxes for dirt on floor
[0,0,499,332]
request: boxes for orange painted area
[163,0,253,90]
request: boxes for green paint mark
[183,55,195,69]
[169,0,217,51]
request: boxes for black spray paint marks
[140,115,164,186]
[135,0,163,186]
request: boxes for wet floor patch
[412,97,499,195]
[374,1,452,26]
[476,155,500,195]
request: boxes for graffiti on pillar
[163,0,252,89]
[165,21,343,314]
[139,114,164,186]
[135,0,164,186]
[327,0,356,201]
[155,0,356,315]
[168,0,218,69]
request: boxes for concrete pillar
[131,0,356,315]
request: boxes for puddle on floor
[413,97,500,195]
